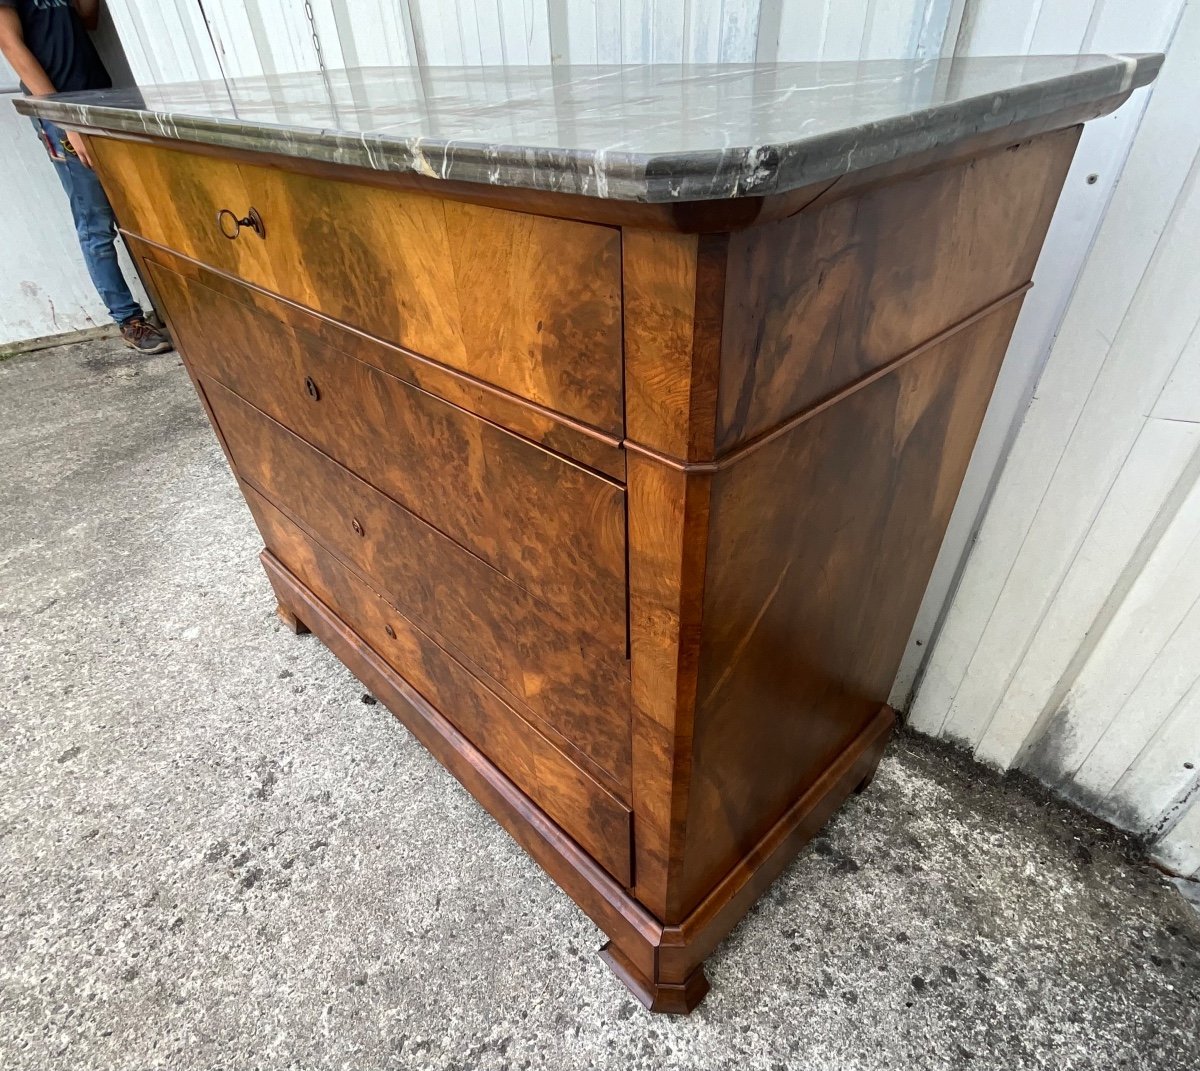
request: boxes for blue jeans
[39,120,142,326]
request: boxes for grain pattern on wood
[658,705,895,983]
[625,451,712,920]
[598,941,710,1015]
[150,259,627,652]
[622,230,726,460]
[131,237,625,480]
[675,302,1024,914]
[91,136,625,431]
[250,488,633,884]
[89,135,275,288]
[205,380,632,789]
[267,546,894,1017]
[717,128,1080,451]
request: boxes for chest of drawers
[19,56,1160,1013]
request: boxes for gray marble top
[15,56,1160,202]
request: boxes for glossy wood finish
[90,136,625,431]
[656,705,895,986]
[622,230,726,460]
[148,258,627,652]
[620,132,1075,927]
[265,546,894,1015]
[678,302,1024,913]
[716,128,1080,451]
[205,381,631,789]
[261,551,662,975]
[89,115,1086,1012]
[625,452,712,920]
[598,941,710,1015]
[129,236,625,481]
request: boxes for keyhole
[351,517,364,536]
[305,376,320,401]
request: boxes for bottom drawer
[244,484,634,886]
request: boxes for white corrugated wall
[910,0,1200,879]
[3,1,1196,874]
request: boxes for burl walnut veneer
[18,55,1160,1013]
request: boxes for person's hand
[65,129,93,168]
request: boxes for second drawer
[150,259,627,655]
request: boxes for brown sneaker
[120,316,173,355]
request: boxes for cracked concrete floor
[2,337,1199,1071]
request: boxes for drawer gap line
[126,233,627,455]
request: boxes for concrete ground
[2,336,1198,1071]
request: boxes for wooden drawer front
[246,487,632,885]
[150,260,626,654]
[205,382,631,787]
[92,136,624,432]
[133,241,625,482]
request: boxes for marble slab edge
[14,55,1162,203]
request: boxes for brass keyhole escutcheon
[305,375,320,401]
[351,517,364,536]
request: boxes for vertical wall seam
[1103,675,1200,810]
[1019,434,1200,771]
[950,132,1200,747]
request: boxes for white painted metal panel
[1071,592,1200,809]
[1042,470,1200,789]
[496,0,553,64]
[772,0,936,61]
[314,0,420,67]
[959,0,1043,56]
[977,418,1200,766]
[1155,799,1200,877]
[2,90,104,345]
[686,0,730,61]
[102,0,223,85]
[1102,675,1200,837]
[909,0,1200,870]
[548,0,622,63]
[893,0,1187,709]
[909,0,1198,742]
[967,154,1200,767]
[1152,317,1200,423]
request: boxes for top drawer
[89,136,624,433]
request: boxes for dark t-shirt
[0,0,110,93]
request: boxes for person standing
[0,0,171,354]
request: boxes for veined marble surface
[15,56,1161,202]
